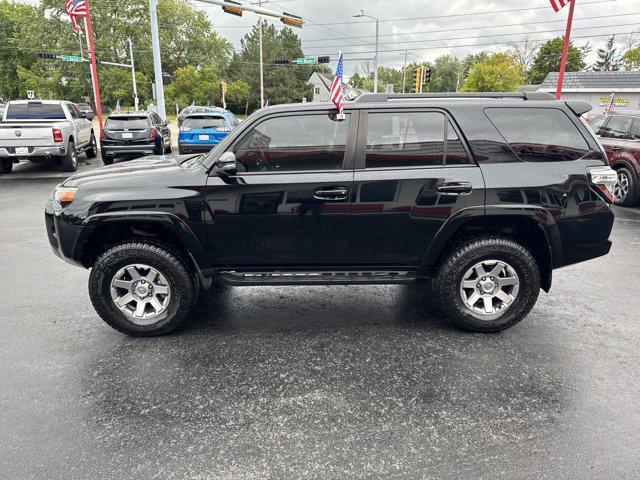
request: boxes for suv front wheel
[434,236,540,332]
[89,242,198,335]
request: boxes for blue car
[178,109,240,154]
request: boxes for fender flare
[80,211,214,283]
[420,205,561,292]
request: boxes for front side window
[629,118,640,141]
[588,115,608,135]
[485,107,590,162]
[600,115,633,139]
[366,112,445,168]
[233,113,350,172]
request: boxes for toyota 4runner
[45,92,617,336]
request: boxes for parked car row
[588,111,640,207]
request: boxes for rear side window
[485,108,589,162]
[105,116,150,130]
[6,103,66,120]
[365,111,470,168]
[600,115,633,139]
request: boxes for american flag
[330,52,345,120]
[604,92,615,116]
[65,0,87,31]
[549,0,572,12]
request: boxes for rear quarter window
[485,107,590,162]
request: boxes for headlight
[52,186,78,207]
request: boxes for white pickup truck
[0,100,97,174]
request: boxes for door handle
[436,181,473,195]
[610,147,622,151]
[313,187,348,201]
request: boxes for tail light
[588,166,617,203]
[100,129,105,140]
[149,128,156,139]
[214,126,230,132]
[52,128,63,143]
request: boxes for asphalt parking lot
[1,164,639,479]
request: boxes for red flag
[65,0,87,31]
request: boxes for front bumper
[101,143,156,157]
[45,205,93,268]
[0,145,66,159]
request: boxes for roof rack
[354,92,556,103]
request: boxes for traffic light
[221,0,243,17]
[36,52,57,59]
[274,58,291,64]
[281,12,303,28]
[413,67,422,94]
[424,67,432,83]
[219,81,228,94]
[317,56,330,64]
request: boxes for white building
[308,72,369,102]
[538,71,640,115]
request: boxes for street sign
[27,90,35,100]
[295,57,316,65]
[60,55,83,62]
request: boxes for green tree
[623,46,640,69]
[430,55,463,92]
[592,35,622,71]
[165,65,220,108]
[229,21,315,110]
[528,37,586,84]
[225,80,250,114]
[462,52,489,79]
[460,53,524,92]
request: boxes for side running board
[219,270,419,286]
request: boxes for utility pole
[128,38,139,111]
[353,10,380,93]
[149,0,166,119]
[402,50,408,94]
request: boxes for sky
[14,0,640,78]
[196,0,640,77]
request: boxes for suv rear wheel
[434,236,540,332]
[89,242,197,336]
[1,159,12,174]
[613,167,638,207]
[85,131,98,159]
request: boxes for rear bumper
[0,145,66,159]
[178,143,218,153]
[101,143,156,157]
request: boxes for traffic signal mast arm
[197,0,304,27]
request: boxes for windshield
[182,116,229,131]
[105,116,149,130]
[6,103,66,120]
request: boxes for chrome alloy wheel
[109,264,171,325]
[614,171,629,203]
[459,260,520,320]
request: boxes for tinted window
[182,116,228,131]
[233,114,350,172]
[630,118,640,141]
[588,115,608,135]
[446,121,471,165]
[105,116,150,129]
[366,112,445,168]
[6,103,66,120]
[486,108,589,162]
[601,115,633,139]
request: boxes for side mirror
[217,151,237,176]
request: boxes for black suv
[100,110,172,164]
[46,92,617,336]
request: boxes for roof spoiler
[565,100,592,116]
[354,92,556,102]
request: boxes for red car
[589,111,640,206]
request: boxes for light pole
[401,50,408,93]
[353,10,379,94]
[149,0,166,119]
[128,38,139,110]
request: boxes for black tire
[433,236,540,332]
[85,131,98,159]
[60,140,78,172]
[153,134,163,155]
[1,159,12,174]
[165,141,172,153]
[89,242,198,336]
[178,147,184,155]
[101,152,113,165]
[613,167,638,207]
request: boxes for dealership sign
[599,96,629,108]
